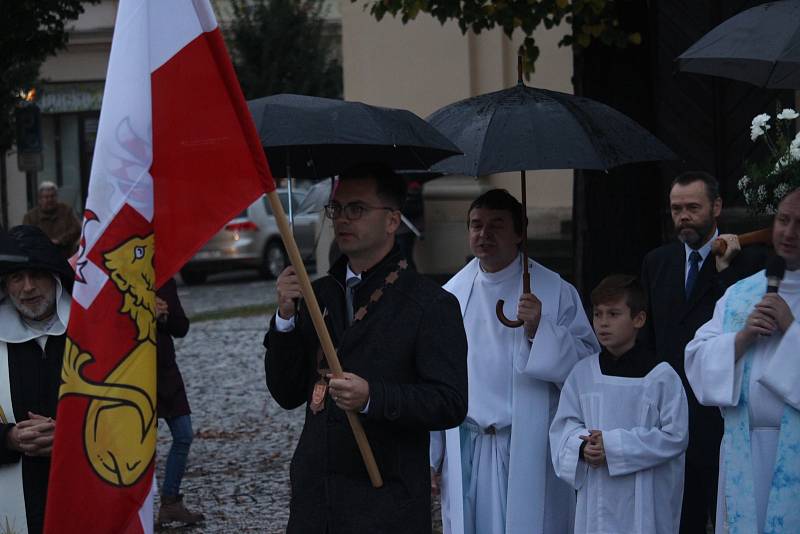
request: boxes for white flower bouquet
[739,108,800,215]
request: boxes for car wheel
[180,268,207,286]
[261,241,288,279]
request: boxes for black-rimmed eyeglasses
[324,202,396,220]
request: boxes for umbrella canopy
[396,170,444,184]
[677,0,800,89]
[428,83,675,177]
[427,72,675,328]
[248,94,461,179]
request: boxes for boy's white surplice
[432,255,599,534]
[549,356,688,534]
[685,269,800,534]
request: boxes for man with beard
[640,172,766,533]
[0,225,73,534]
[22,182,81,257]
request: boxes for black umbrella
[677,0,800,89]
[248,94,461,180]
[429,84,675,176]
[428,59,675,327]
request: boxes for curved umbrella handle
[495,271,531,328]
[496,299,524,328]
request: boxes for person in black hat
[0,225,73,534]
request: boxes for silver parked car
[180,187,324,284]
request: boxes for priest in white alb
[685,187,800,534]
[430,189,599,534]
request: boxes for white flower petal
[752,113,771,127]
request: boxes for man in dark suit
[264,163,468,533]
[641,171,766,534]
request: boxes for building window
[37,81,104,213]
[38,111,99,213]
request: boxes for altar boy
[549,275,689,534]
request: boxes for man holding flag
[44,1,274,532]
[266,163,469,533]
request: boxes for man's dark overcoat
[22,203,81,256]
[265,248,468,534]
[640,240,766,530]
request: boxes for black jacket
[156,278,191,419]
[264,248,468,534]
[0,335,65,534]
[640,240,766,464]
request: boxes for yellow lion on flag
[60,235,158,487]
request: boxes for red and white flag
[45,1,274,532]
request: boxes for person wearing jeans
[161,414,193,499]
[156,278,203,527]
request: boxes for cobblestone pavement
[175,271,277,317]
[156,275,442,533]
[155,312,302,533]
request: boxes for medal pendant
[310,381,327,414]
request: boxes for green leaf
[353,0,637,73]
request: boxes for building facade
[3,0,573,278]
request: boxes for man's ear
[387,209,402,234]
[632,310,647,329]
[712,197,722,218]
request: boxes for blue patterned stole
[721,271,800,533]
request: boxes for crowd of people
[1,163,798,534]
[268,165,799,534]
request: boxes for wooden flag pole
[266,189,384,488]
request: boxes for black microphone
[766,255,786,294]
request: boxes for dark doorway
[572,0,790,298]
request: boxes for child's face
[592,297,645,356]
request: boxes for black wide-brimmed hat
[0,225,74,292]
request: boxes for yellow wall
[341,1,574,273]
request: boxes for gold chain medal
[310,349,328,415]
[308,259,409,414]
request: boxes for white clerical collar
[685,229,719,266]
[478,253,523,283]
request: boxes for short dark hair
[467,189,526,236]
[670,171,720,203]
[591,274,647,317]
[339,162,407,210]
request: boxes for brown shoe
[157,494,204,527]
